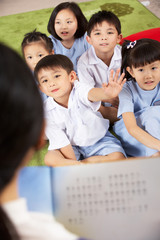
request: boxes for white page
[52,157,160,240]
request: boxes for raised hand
[102,69,126,99]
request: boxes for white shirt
[3,198,78,240]
[44,81,109,150]
[77,45,122,88]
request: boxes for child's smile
[38,67,76,107]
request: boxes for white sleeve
[77,58,95,87]
[118,83,134,117]
[74,81,101,112]
[45,120,70,150]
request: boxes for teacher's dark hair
[0,43,44,239]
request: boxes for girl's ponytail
[121,40,134,80]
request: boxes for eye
[108,31,114,34]
[38,54,43,58]
[27,56,32,59]
[138,68,143,72]
[55,21,60,24]
[42,79,48,83]
[152,67,157,70]
[55,74,60,78]
[95,32,100,35]
[67,21,72,24]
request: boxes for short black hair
[87,10,121,36]
[47,2,88,40]
[34,54,74,82]
[21,29,53,54]
[121,38,160,80]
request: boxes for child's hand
[102,69,126,99]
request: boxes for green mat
[0,0,159,55]
[0,0,159,165]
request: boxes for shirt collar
[88,45,121,65]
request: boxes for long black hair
[0,43,44,239]
[121,38,160,80]
[47,2,88,40]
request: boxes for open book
[18,157,160,240]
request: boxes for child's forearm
[88,87,111,102]
[44,150,83,167]
[127,125,160,151]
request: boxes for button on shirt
[44,81,109,150]
[77,45,122,88]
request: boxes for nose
[61,21,67,29]
[145,70,152,79]
[101,33,107,40]
[48,79,55,87]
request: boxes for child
[34,54,126,167]
[113,38,160,157]
[0,43,83,240]
[77,10,122,124]
[47,2,90,72]
[21,29,54,100]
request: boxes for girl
[0,43,88,240]
[113,38,160,157]
[47,1,90,72]
[21,29,54,101]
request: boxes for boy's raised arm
[88,69,126,102]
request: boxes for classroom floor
[0,0,160,18]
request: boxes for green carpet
[0,0,159,166]
[0,0,159,55]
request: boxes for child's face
[127,60,160,90]
[54,8,78,42]
[87,21,122,58]
[23,42,51,72]
[38,67,76,102]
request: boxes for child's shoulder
[78,46,94,65]
[43,97,57,112]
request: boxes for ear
[126,66,134,78]
[51,49,54,55]
[69,70,77,83]
[86,35,92,45]
[117,34,123,44]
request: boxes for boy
[34,54,126,167]
[77,11,122,123]
[21,29,54,100]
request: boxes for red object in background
[120,27,160,45]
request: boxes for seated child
[21,29,54,100]
[47,2,90,72]
[113,38,160,157]
[77,10,122,124]
[34,54,126,167]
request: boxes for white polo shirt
[44,81,109,150]
[77,45,122,87]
